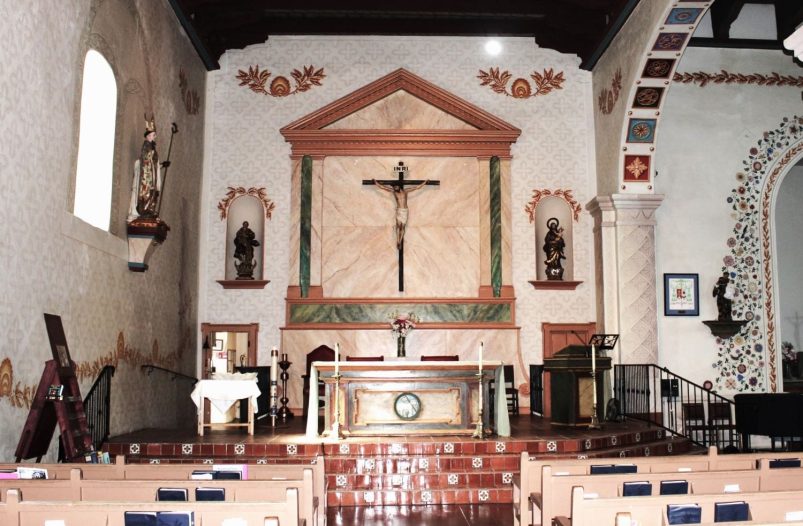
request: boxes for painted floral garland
[477,68,565,98]
[674,71,803,88]
[716,116,803,393]
[236,65,326,97]
[524,189,582,222]
[0,332,178,409]
[217,187,275,220]
[598,68,623,115]
[179,69,200,115]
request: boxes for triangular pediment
[323,90,478,131]
[280,68,520,157]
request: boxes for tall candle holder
[278,355,293,420]
[588,370,601,430]
[472,370,485,439]
[586,334,619,430]
[330,372,344,439]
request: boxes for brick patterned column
[588,194,664,364]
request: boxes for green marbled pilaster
[489,156,502,297]
[299,155,312,298]
[289,302,512,325]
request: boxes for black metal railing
[59,365,114,462]
[615,364,739,451]
[141,364,198,384]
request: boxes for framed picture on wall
[664,273,699,316]
[213,339,224,351]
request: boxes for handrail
[59,365,115,462]
[614,364,739,451]
[141,364,198,384]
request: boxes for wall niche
[216,187,275,289]
[525,189,582,290]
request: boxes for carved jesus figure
[371,178,429,248]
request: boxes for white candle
[479,341,483,373]
[270,347,279,420]
[335,342,340,376]
[270,347,279,383]
[591,343,597,407]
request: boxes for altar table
[304,361,510,438]
[191,378,261,436]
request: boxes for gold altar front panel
[353,387,462,426]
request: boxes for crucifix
[363,161,439,291]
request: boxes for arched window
[74,50,117,230]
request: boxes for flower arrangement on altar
[389,312,419,337]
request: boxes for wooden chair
[420,355,459,361]
[682,402,707,444]
[708,401,737,445]
[490,364,519,415]
[345,356,385,361]
[301,345,335,418]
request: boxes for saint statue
[713,272,735,321]
[233,221,260,279]
[543,217,566,280]
[371,178,429,248]
[128,116,170,221]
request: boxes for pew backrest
[1,487,300,526]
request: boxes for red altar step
[104,423,695,506]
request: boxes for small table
[190,379,261,436]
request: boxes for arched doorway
[773,156,803,392]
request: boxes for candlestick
[479,341,483,373]
[589,343,601,429]
[278,355,293,420]
[270,347,279,427]
[335,342,340,376]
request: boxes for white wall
[200,36,597,401]
[0,0,205,460]
[655,47,803,394]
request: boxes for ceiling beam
[168,0,219,70]
[709,0,748,41]
[774,0,803,42]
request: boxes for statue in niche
[233,221,260,279]
[713,272,735,321]
[129,116,171,220]
[543,217,566,280]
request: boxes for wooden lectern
[543,345,611,426]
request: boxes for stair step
[327,487,515,506]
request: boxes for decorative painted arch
[615,2,711,192]
[715,116,803,393]
[217,186,275,220]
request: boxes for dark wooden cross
[362,161,439,291]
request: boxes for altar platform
[104,415,695,507]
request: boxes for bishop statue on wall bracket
[126,116,178,272]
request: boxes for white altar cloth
[191,379,260,414]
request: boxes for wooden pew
[0,487,300,526]
[536,465,766,525]
[0,456,325,526]
[569,486,803,525]
[514,448,803,526]
[0,467,318,526]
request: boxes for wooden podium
[14,314,95,462]
[543,345,611,426]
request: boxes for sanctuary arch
[278,69,523,408]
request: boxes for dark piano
[734,393,803,451]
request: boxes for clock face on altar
[394,392,422,420]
